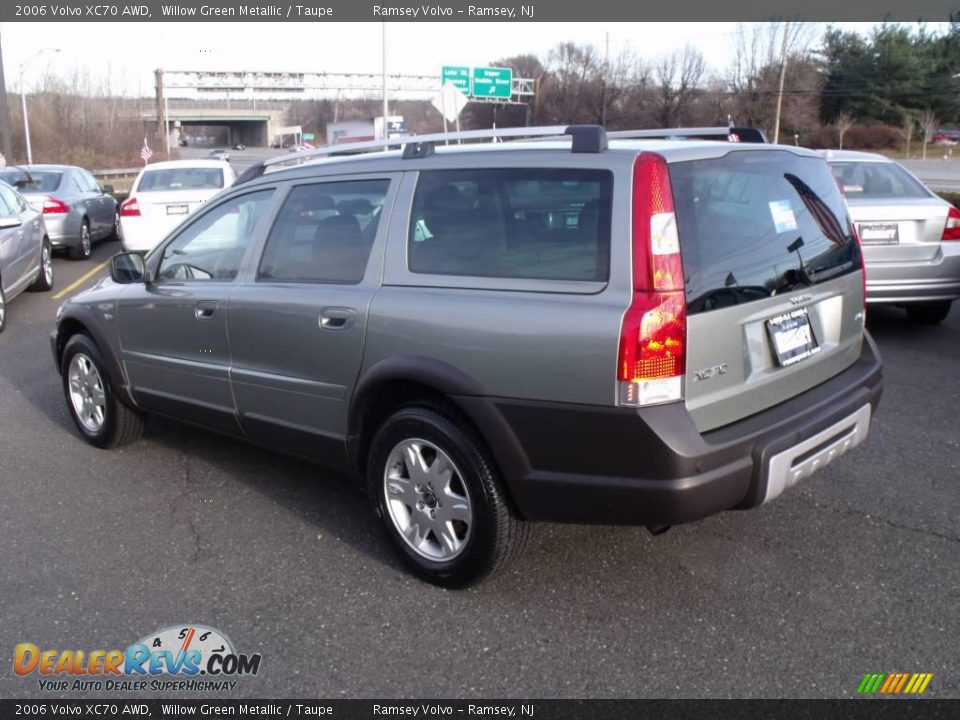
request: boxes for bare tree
[728,22,820,139]
[899,110,917,157]
[920,108,939,159]
[653,45,706,127]
[835,112,855,149]
[771,21,820,142]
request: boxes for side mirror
[110,252,146,284]
[0,217,22,230]
[102,184,115,195]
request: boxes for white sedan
[119,160,237,254]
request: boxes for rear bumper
[45,214,80,248]
[866,243,960,303]
[467,333,883,526]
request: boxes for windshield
[137,167,224,193]
[670,151,863,315]
[828,161,930,199]
[0,170,62,193]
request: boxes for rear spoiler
[606,127,768,143]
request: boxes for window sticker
[769,200,798,233]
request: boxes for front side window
[258,180,389,284]
[0,186,17,216]
[409,168,612,281]
[156,190,274,281]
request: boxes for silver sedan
[0,180,53,333]
[825,150,960,324]
[0,164,118,261]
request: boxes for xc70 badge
[693,364,728,382]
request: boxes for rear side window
[138,168,224,192]
[828,161,930,199]
[258,180,389,285]
[409,168,612,281]
[670,151,862,315]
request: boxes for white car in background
[119,160,236,254]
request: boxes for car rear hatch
[844,198,948,264]
[669,149,866,432]
[132,166,225,223]
[828,159,948,264]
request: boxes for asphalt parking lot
[0,242,957,699]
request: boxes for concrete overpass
[141,105,287,147]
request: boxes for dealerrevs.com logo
[14,625,262,692]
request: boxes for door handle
[320,307,356,330]
[195,301,218,319]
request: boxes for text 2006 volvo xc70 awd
[51,126,883,586]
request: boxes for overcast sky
[0,21,940,96]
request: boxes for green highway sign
[302,132,316,140]
[471,66,513,98]
[441,66,471,93]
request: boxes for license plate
[766,308,821,367]
[858,222,899,244]
[166,204,189,215]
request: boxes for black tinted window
[258,180,389,284]
[828,161,929,199]
[670,152,862,315]
[409,169,612,281]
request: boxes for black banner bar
[0,700,957,719]
[0,0,954,23]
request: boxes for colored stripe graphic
[858,672,932,695]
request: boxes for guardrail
[92,167,140,193]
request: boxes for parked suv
[51,126,883,586]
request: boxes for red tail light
[42,197,69,214]
[617,153,686,407]
[942,205,960,241]
[119,197,141,217]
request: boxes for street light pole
[19,47,60,164]
[381,22,389,144]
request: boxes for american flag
[140,137,153,164]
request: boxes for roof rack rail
[260,124,608,172]
[607,126,768,144]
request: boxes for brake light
[850,220,867,314]
[617,153,686,407]
[42,197,69,214]
[119,197,141,217]
[942,205,960,241]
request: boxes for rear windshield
[0,170,62,193]
[670,151,862,315]
[828,160,930,199]
[137,168,224,193]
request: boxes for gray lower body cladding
[461,333,883,526]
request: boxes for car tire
[61,333,144,449]
[28,238,54,292]
[69,220,92,260]
[106,212,120,242]
[366,403,529,588]
[905,301,952,325]
[0,282,6,334]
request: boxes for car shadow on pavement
[865,303,957,340]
